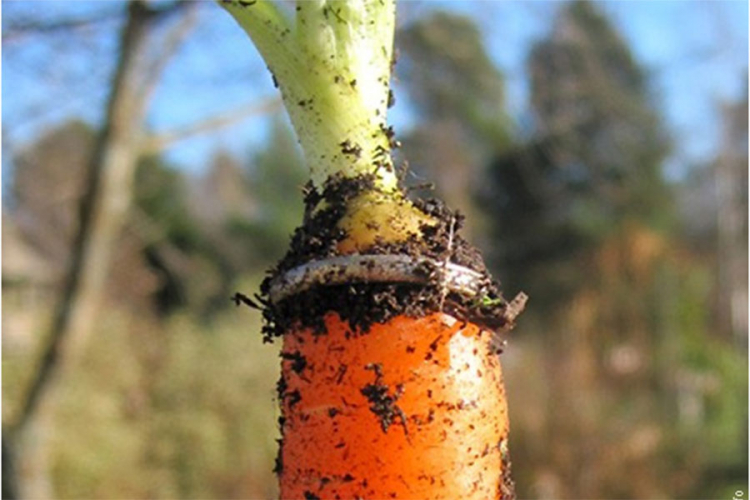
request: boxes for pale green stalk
[221,0,397,191]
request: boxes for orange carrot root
[278,312,513,500]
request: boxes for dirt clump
[244,174,522,342]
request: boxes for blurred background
[1,0,747,498]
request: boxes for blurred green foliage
[484,0,673,303]
[48,307,279,500]
[226,119,306,264]
[135,156,202,252]
[397,11,510,149]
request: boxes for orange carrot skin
[278,312,512,500]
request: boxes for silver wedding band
[268,254,487,304]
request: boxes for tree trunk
[4,3,176,497]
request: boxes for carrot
[220,1,525,498]
[264,213,525,499]
[278,312,514,500]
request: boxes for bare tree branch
[137,2,201,105]
[2,9,122,43]
[2,0,191,44]
[141,97,282,154]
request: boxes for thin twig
[137,2,200,106]
[2,9,121,43]
[141,98,282,154]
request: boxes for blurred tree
[475,2,726,498]
[397,11,508,144]
[689,86,749,497]
[130,155,205,315]
[6,118,302,326]
[714,87,748,346]
[139,120,305,319]
[396,11,511,239]
[4,2,199,497]
[484,0,672,300]
[198,150,258,228]
[226,119,306,265]
[10,121,94,270]
[7,121,177,311]
[528,0,670,221]
[2,99,281,500]
[3,3,301,499]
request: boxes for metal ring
[268,254,487,304]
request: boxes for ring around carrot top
[221,1,525,499]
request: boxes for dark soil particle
[333,364,348,384]
[499,438,516,500]
[273,437,284,473]
[252,173,521,341]
[360,363,408,435]
[287,389,302,408]
[276,375,288,402]
[277,370,305,412]
[281,350,308,375]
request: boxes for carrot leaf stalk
[222,0,435,252]
[221,0,397,191]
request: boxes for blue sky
[2,0,748,185]
[605,0,748,176]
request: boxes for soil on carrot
[499,437,516,500]
[360,362,408,435]
[252,173,523,342]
